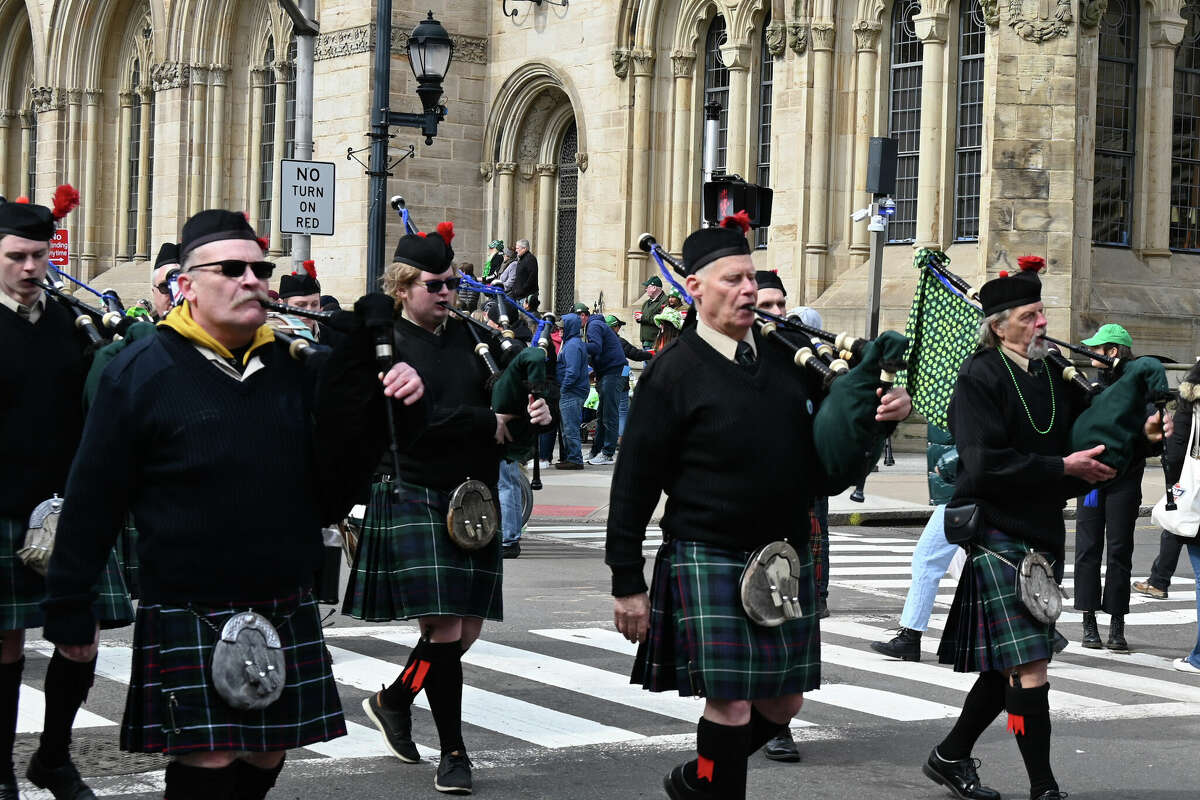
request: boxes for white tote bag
[1151,409,1200,538]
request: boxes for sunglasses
[420,277,461,293]
[187,260,275,280]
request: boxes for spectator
[755,270,787,316]
[607,314,652,364]
[492,249,518,294]
[606,314,650,441]
[1134,392,1194,600]
[556,313,589,470]
[511,239,539,309]
[653,306,684,353]
[483,240,504,280]
[635,276,668,348]
[456,262,480,311]
[1174,540,1200,673]
[573,303,625,465]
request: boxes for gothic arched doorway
[554,121,578,314]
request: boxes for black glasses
[154,281,172,295]
[187,260,275,280]
[420,277,461,293]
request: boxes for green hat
[573,302,589,314]
[489,239,504,250]
[654,307,684,331]
[1081,323,1132,349]
[604,314,626,327]
[642,276,663,288]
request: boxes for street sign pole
[366,0,393,293]
[278,0,319,271]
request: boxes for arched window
[755,15,773,249]
[887,0,922,243]
[702,16,729,181]
[554,121,579,314]
[280,37,297,255]
[25,112,36,203]
[1171,0,1200,250]
[953,0,985,241]
[127,59,141,257]
[258,37,277,240]
[1092,0,1138,246]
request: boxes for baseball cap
[1081,323,1132,348]
[605,314,626,327]
[642,276,663,288]
[573,303,589,314]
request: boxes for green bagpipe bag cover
[813,330,909,494]
[82,321,158,410]
[490,345,553,462]
[1069,356,1168,479]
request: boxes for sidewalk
[529,453,1170,526]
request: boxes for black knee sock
[938,671,1006,761]
[422,640,466,754]
[37,651,97,768]
[746,705,789,755]
[380,638,434,710]
[231,757,285,800]
[1006,682,1056,798]
[681,718,751,800]
[0,658,23,782]
[163,761,237,800]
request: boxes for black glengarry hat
[154,243,181,270]
[0,185,79,242]
[180,210,261,260]
[279,260,320,298]
[979,256,1045,317]
[680,212,752,277]
[755,269,786,296]
[393,221,456,272]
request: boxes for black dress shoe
[1032,791,1067,800]
[362,692,421,763]
[921,748,1002,800]
[816,598,830,619]
[763,727,801,762]
[1081,611,1102,649]
[1105,615,1129,653]
[662,763,712,799]
[0,777,18,800]
[26,752,96,800]
[870,627,922,661]
[502,541,521,559]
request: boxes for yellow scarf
[159,301,276,365]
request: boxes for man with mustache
[41,209,425,800]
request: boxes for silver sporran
[211,611,286,710]
[1017,551,1068,625]
[739,541,804,627]
[446,480,499,550]
[19,495,62,576]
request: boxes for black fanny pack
[943,501,983,546]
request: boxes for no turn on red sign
[280,159,335,236]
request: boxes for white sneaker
[588,454,614,466]
[539,460,551,469]
[1174,658,1200,674]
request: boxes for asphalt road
[14,520,1199,799]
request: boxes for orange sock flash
[1006,713,1025,735]
[696,756,714,782]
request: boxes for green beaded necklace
[998,349,1056,435]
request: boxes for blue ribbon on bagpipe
[49,265,123,309]
[647,248,693,305]
[456,272,550,344]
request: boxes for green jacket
[639,292,669,345]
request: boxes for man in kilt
[42,209,424,800]
[0,193,135,799]
[606,215,911,800]
[925,258,1165,800]
[344,222,551,795]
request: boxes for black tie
[735,340,755,369]
[16,306,30,322]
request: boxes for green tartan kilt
[937,528,1057,674]
[0,516,133,631]
[342,481,503,623]
[633,539,821,701]
[115,516,141,600]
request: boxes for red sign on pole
[49,229,69,268]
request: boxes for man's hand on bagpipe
[876,385,912,422]
[528,394,552,427]
[380,361,425,406]
[1146,408,1173,443]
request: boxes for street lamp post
[366,7,454,292]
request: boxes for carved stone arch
[673,0,725,53]
[634,0,668,47]
[0,0,33,108]
[8,0,48,85]
[854,0,887,24]
[115,10,154,88]
[731,0,771,40]
[538,103,577,164]
[483,60,588,169]
[615,0,639,50]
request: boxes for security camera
[851,207,871,223]
[389,195,406,211]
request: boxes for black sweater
[949,348,1091,557]
[605,327,838,596]
[388,316,505,491]
[43,325,399,644]
[0,299,88,520]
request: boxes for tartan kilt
[633,538,821,701]
[342,480,503,622]
[937,528,1057,673]
[121,591,345,754]
[0,516,134,631]
[115,516,141,600]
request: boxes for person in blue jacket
[556,313,590,469]
[572,303,626,465]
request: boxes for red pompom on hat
[435,221,455,244]
[998,270,1009,278]
[50,185,80,221]
[302,259,317,279]
[1017,255,1045,273]
[720,210,752,234]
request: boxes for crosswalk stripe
[304,720,439,761]
[17,685,114,733]
[324,644,644,748]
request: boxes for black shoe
[662,763,712,799]
[763,727,801,762]
[435,751,473,795]
[921,748,1002,800]
[502,542,521,559]
[554,460,584,470]
[0,777,18,800]
[26,752,96,800]
[870,627,922,661]
[1051,629,1069,654]
[362,692,421,763]
[1032,792,1068,800]
[1081,611,1102,649]
[1105,615,1129,653]
[816,597,830,619]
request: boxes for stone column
[247,67,269,227]
[495,161,517,247]
[669,51,696,252]
[628,49,656,259]
[1144,14,1188,268]
[268,61,290,256]
[207,65,229,208]
[82,90,101,271]
[0,112,11,198]
[137,85,152,257]
[912,7,949,249]
[718,39,753,179]
[188,66,208,217]
[535,163,557,301]
[116,90,135,259]
[65,90,82,270]
[851,20,882,255]
[804,21,836,298]
[19,112,33,198]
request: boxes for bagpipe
[32,274,139,347]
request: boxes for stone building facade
[2,0,1199,359]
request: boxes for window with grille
[954,0,985,241]
[127,59,141,258]
[554,122,578,315]
[144,99,155,252]
[702,15,730,189]
[258,38,276,241]
[280,38,297,256]
[755,16,773,249]
[888,0,922,243]
[1171,1,1200,251]
[25,112,35,204]
[1092,0,1138,246]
